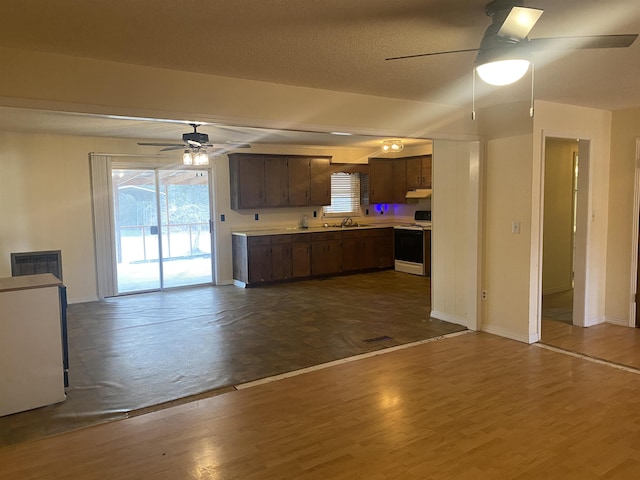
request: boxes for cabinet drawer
[342,229,370,239]
[270,235,292,244]
[248,236,271,247]
[291,233,312,243]
[311,231,342,242]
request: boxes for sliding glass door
[112,168,213,294]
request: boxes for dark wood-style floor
[0,270,466,447]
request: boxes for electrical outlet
[481,290,488,301]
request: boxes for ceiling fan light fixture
[183,150,194,165]
[382,140,404,153]
[194,151,209,166]
[476,58,530,85]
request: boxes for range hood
[405,188,432,199]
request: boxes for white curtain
[89,154,117,298]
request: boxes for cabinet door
[405,157,422,190]
[406,155,432,189]
[369,158,394,204]
[264,156,289,207]
[248,244,271,284]
[234,155,265,209]
[271,243,293,281]
[309,157,331,206]
[392,159,407,203]
[376,228,394,268]
[288,157,310,206]
[311,240,342,275]
[360,235,379,270]
[421,155,432,188]
[292,242,311,278]
[341,237,360,272]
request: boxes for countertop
[232,223,396,237]
[0,273,63,293]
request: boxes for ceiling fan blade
[222,143,252,149]
[138,142,185,147]
[202,142,252,149]
[497,7,543,41]
[385,48,478,61]
[160,146,187,152]
[529,34,638,51]
[186,139,203,147]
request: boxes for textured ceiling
[0,0,638,144]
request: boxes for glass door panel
[158,170,213,288]
[112,169,161,293]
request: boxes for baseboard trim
[605,315,632,327]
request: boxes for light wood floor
[542,318,640,369]
[3,331,640,479]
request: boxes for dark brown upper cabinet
[405,155,432,190]
[229,153,332,210]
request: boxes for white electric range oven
[393,210,431,276]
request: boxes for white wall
[431,140,480,331]
[482,133,535,342]
[607,108,640,326]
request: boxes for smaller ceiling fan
[386,0,638,86]
[138,123,251,165]
[138,123,251,151]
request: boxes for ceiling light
[183,151,194,165]
[382,140,404,153]
[476,58,531,86]
[194,151,209,166]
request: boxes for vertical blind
[324,172,361,214]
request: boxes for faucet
[341,216,353,227]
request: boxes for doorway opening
[541,138,579,325]
[111,168,214,294]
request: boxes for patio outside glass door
[112,168,213,294]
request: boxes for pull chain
[530,61,535,118]
[472,64,477,120]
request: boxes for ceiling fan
[138,123,251,165]
[386,0,638,86]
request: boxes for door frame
[91,154,217,298]
[537,133,592,332]
[630,138,640,326]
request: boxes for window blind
[324,172,361,214]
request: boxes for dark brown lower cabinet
[270,237,292,281]
[291,234,311,278]
[232,235,291,285]
[342,228,393,272]
[232,227,394,286]
[310,241,342,276]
